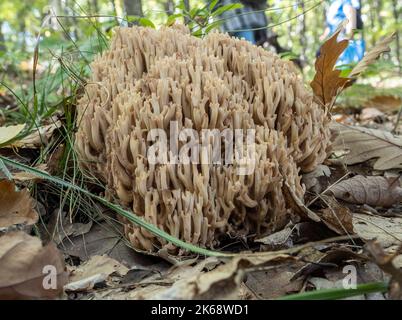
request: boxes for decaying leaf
[0,231,68,299]
[151,253,295,300]
[10,120,62,148]
[360,107,385,121]
[59,223,122,261]
[319,195,354,235]
[332,123,402,170]
[364,95,402,113]
[283,182,321,222]
[244,262,305,299]
[310,22,351,107]
[353,213,402,248]
[366,241,402,300]
[11,164,48,182]
[65,255,129,292]
[255,226,294,249]
[328,175,402,207]
[293,246,368,281]
[348,33,396,79]
[46,210,92,245]
[0,180,38,229]
[301,164,331,194]
[0,124,25,146]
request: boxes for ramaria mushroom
[75,26,331,254]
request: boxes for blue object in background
[326,0,366,66]
[232,31,256,44]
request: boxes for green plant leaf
[211,3,243,17]
[138,17,156,29]
[166,13,183,26]
[209,0,219,11]
[278,281,388,300]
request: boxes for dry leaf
[349,33,396,79]
[245,262,304,299]
[332,123,402,170]
[328,175,402,207]
[310,22,351,107]
[151,253,295,300]
[366,241,402,300]
[360,107,385,121]
[0,124,25,146]
[364,95,402,113]
[353,213,402,248]
[293,246,368,281]
[11,164,48,182]
[255,226,294,249]
[0,180,38,229]
[301,164,331,194]
[11,121,62,148]
[0,231,68,299]
[319,195,354,235]
[65,255,129,292]
[283,181,321,222]
[46,210,92,245]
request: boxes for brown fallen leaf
[283,182,321,222]
[0,180,38,229]
[10,120,62,148]
[0,124,25,146]
[366,241,402,300]
[328,175,402,207]
[11,164,48,182]
[46,210,92,245]
[364,95,402,113]
[245,262,305,299]
[353,213,402,249]
[332,123,402,170]
[302,164,331,194]
[151,253,296,300]
[348,33,396,79]
[65,255,129,292]
[360,107,385,121]
[293,246,368,281]
[319,195,354,235]
[0,231,68,299]
[310,21,351,108]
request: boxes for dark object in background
[217,0,302,68]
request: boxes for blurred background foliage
[0,0,401,125]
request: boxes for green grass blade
[278,281,388,300]
[0,156,231,258]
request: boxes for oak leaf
[319,195,354,235]
[328,175,402,207]
[0,180,39,229]
[0,124,25,147]
[349,33,396,79]
[331,123,402,170]
[310,22,351,108]
[0,231,68,299]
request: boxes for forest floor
[1,58,402,300]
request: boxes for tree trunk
[299,1,307,64]
[124,0,143,16]
[124,0,144,26]
[391,0,401,73]
[0,22,6,53]
[164,0,174,16]
[91,0,99,13]
[183,0,190,24]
